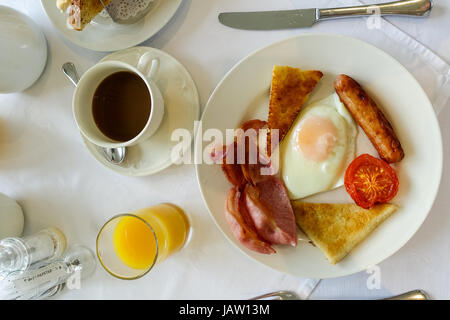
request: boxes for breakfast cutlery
[219,0,432,30]
[62,62,80,87]
[61,62,126,165]
[101,146,126,165]
[251,290,300,300]
[250,289,430,300]
[383,289,431,300]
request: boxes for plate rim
[194,32,443,278]
[40,0,182,52]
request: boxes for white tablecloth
[1,0,449,299]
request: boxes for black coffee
[92,71,151,142]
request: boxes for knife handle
[384,290,431,300]
[318,0,432,20]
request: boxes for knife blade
[218,0,433,30]
[218,9,318,30]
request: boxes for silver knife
[219,0,432,30]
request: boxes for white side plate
[41,0,182,51]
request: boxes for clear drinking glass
[96,203,191,280]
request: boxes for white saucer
[82,46,200,176]
[41,0,182,52]
[0,6,47,93]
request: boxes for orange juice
[112,203,190,270]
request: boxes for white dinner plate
[41,0,182,51]
[195,34,443,279]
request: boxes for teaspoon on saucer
[62,62,126,165]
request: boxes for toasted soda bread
[292,202,398,264]
[68,0,110,30]
[267,66,323,155]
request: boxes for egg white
[279,93,357,200]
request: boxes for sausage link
[335,74,404,163]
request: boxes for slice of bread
[267,66,323,155]
[68,0,111,31]
[292,202,398,264]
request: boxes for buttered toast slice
[68,0,111,31]
[292,202,398,264]
[267,66,323,155]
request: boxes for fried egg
[279,93,357,199]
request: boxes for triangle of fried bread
[69,0,111,30]
[292,202,398,264]
[267,66,323,155]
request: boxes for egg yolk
[295,115,338,162]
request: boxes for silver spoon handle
[250,291,299,300]
[319,0,432,20]
[62,62,80,87]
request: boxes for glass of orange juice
[96,203,191,280]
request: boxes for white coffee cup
[73,52,164,148]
